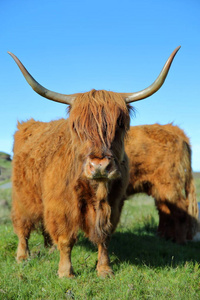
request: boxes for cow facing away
[126,124,198,244]
[9,47,180,277]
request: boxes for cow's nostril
[105,162,113,173]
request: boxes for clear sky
[0,0,200,170]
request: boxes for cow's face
[69,90,130,181]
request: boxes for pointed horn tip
[168,46,181,62]
[7,51,16,59]
[8,52,20,62]
[175,45,181,53]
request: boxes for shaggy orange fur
[12,90,130,277]
[125,123,198,244]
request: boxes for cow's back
[125,124,191,199]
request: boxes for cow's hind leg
[41,224,53,248]
[96,242,113,278]
[57,236,76,278]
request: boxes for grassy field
[0,178,200,299]
[0,152,12,185]
[194,173,200,200]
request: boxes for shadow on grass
[77,228,200,269]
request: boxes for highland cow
[126,123,198,244]
[9,47,180,277]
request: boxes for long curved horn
[8,52,80,105]
[121,46,181,103]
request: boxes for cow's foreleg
[96,242,113,277]
[57,236,76,278]
[14,219,33,262]
[16,235,30,262]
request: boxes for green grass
[0,186,200,299]
[0,189,12,223]
[195,177,200,199]
[0,152,12,185]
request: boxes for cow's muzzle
[84,156,121,180]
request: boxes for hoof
[97,266,114,278]
[16,254,29,263]
[58,268,75,278]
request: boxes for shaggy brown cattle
[9,47,180,277]
[126,123,198,244]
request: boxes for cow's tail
[187,177,198,219]
[185,176,200,241]
[95,182,112,243]
[181,140,200,241]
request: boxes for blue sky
[0,0,200,170]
